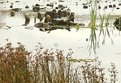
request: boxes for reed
[87,0,114,54]
[87,0,98,54]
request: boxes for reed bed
[0,41,118,83]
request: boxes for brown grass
[0,41,118,83]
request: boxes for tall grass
[88,0,98,54]
[87,0,114,54]
[0,41,118,83]
[0,42,30,83]
[88,0,97,29]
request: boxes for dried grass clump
[0,41,31,83]
[0,41,118,83]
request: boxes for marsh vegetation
[0,41,118,83]
[0,0,121,83]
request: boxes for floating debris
[67,58,95,62]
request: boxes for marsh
[1,0,121,82]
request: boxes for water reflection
[87,23,117,55]
[0,11,119,55]
[1,1,121,82]
[1,9,121,81]
[113,17,121,31]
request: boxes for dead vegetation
[0,40,118,83]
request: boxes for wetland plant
[0,41,118,83]
[87,0,114,54]
[87,0,98,54]
[88,0,97,29]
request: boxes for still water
[0,11,121,83]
